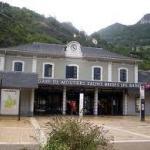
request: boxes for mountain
[0,2,97,47]
[92,14,150,70]
[94,23,127,44]
[137,14,150,24]
[1,2,150,70]
[93,22,150,47]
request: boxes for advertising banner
[1,89,20,115]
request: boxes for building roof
[138,71,150,83]
[0,42,139,62]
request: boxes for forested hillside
[93,15,150,70]
[0,2,103,47]
[1,2,150,70]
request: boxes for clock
[70,44,77,51]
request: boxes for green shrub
[43,117,114,150]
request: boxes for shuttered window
[66,66,77,79]
[14,62,23,72]
[93,67,101,80]
[44,64,52,77]
[120,69,127,82]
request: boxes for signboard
[38,78,140,88]
[144,83,150,89]
[135,97,140,112]
[140,85,145,99]
[79,93,84,117]
[140,85,145,121]
[1,89,20,115]
[140,99,145,121]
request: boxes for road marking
[103,125,150,139]
[0,142,38,145]
[113,140,150,143]
[0,127,32,129]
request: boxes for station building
[0,41,148,116]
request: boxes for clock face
[71,44,77,51]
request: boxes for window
[66,65,78,79]
[119,68,128,82]
[43,63,54,78]
[13,61,24,72]
[92,66,102,80]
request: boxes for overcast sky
[1,0,150,34]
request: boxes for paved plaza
[0,116,39,150]
[1,116,150,149]
[36,116,150,150]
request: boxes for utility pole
[18,89,21,121]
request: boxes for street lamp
[0,73,3,89]
[0,73,3,116]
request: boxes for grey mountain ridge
[137,14,150,24]
[93,13,150,43]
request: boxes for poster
[1,89,20,115]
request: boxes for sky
[1,0,150,34]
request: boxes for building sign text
[38,78,140,88]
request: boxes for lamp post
[0,76,2,88]
[18,88,21,121]
[0,74,3,113]
[0,73,3,89]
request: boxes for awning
[0,71,38,89]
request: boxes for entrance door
[66,89,79,115]
[34,89,62,115]
[98,91,123,115]
[84,91,94,115]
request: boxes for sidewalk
[1,116,150,150]
[0,116,39,150]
